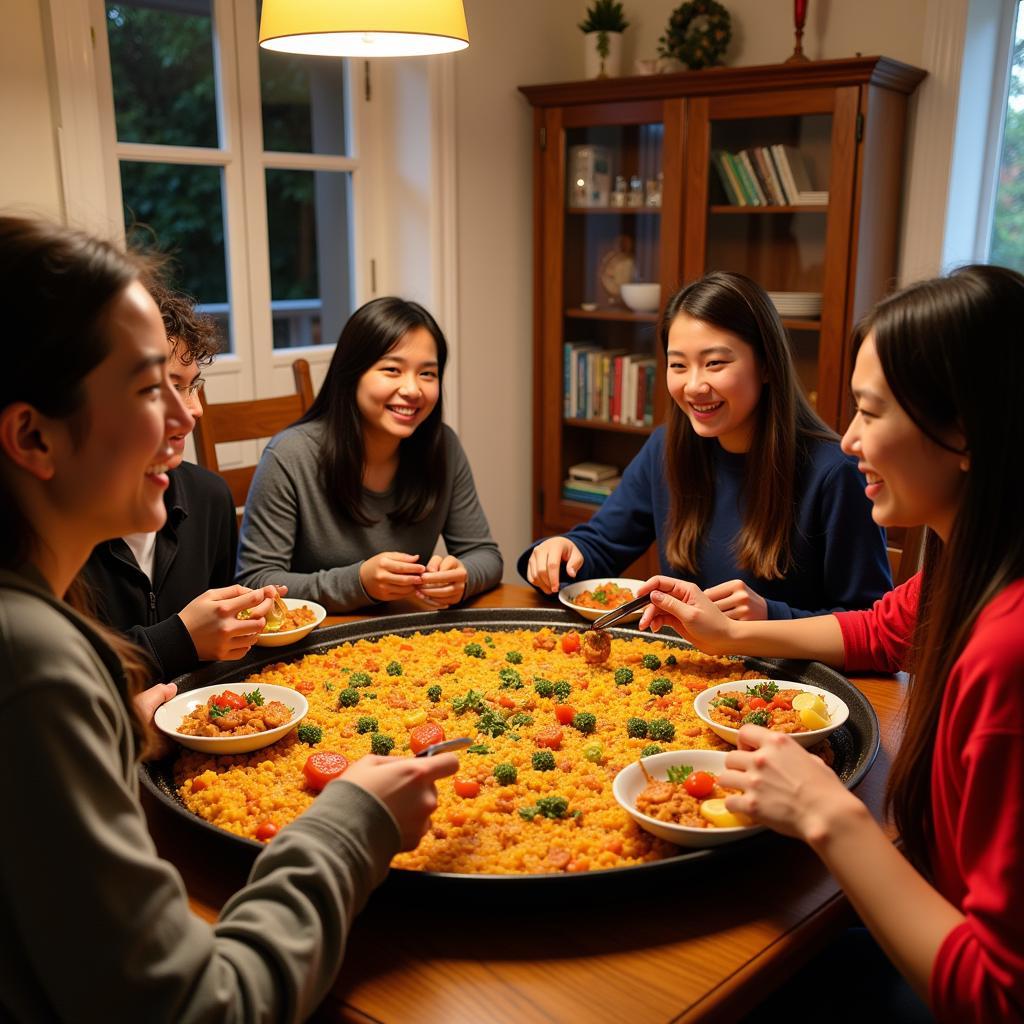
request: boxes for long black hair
[299,296,448,526]
[660,271,834,578]
[869,264,1024,874]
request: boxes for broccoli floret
[296,723,323,746]
[649,677,673,696]
[641,653,661,670]
[742,709,771,727]
[665,654,678,666]
[506,650,523,664]
[324,682,335,692]
[640,743,664,757]
[367,693,377,700]
[463,642,486,659]
[571,712,597,734]
[534,677,555,698]
[484,635,495,646]
[519,795,570,821]
[498,667,523,689]
[493,762,518,785]
[349,671,372,688]
[648,718,676,742]
[531,750,556,772]
[508,711,534,728]
[370,733,395,755]
[337,688,360,708]
[426,684,442,703]
[712,695,741,711]
[475,708,508,737]
[626,717,649,739]
[386,660,403,676]
[552,680,572,702]
[746,680,779,702]
[582,742,604,764]
[452,688,485,715]
[356,716,378,734]
[466,742,492,755]
[614,667,634,686]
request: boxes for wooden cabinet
[520,58,924,574]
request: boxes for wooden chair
[887,524,926,587]
[193,359,315,523]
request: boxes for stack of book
[562,462,621,506]
[563,342,657,426]
[711,145,828,207]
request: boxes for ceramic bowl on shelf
[620,282,661,313]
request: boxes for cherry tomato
[747,697,768,710]
[302,752,349,792]
[561,632,581,654]
[453,778,481,798]
[769,698,792,711]
[554,704,576,725]
[498,694,517,709]
[409,722,445,755]
[683,771,715,799]
[535,725,564,749]
[255,821,279,841]
[191,778,208,792]
[213,690,247,710]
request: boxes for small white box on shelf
[568,145,611,207]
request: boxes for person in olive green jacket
[0,215,457,1023]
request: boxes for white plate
[557,578,644,622]
[693,679,848,749]
[254,598,327,647]
[154,682,309,754]
[613,750,763,848]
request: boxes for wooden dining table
[142,583,906,1024]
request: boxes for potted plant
[579,0,629,79]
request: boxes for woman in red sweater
[636,264,1024,1022]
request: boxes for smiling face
[49,281,193,542]
[355,325,440,446]
[165,342,204,471]
[841,334,966,541]
[665,312,764,453]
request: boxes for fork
[587,592,650,631]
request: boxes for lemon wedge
[699,798,752,829]
[792,691,828,718]
[798,706,830,730]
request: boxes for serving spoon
[586,592,650,631]
[415,737,473,758]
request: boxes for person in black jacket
[81,279,281,682]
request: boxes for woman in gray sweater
[237,296,502,612]
[0,217,457,1023]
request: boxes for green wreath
[658,0,732,71]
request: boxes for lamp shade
[259,0,470,57]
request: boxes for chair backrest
[887,524,926,587]
[193,358,315,520]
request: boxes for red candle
[795,0,808,26]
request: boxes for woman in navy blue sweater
[519,272,891,620]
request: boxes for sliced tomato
[409,722,445,755]
[453,778,481,798]
[560,632,581,654]
[302,752,349,792]
[498,694,517,709]
[747,696,769,710]
[255,821,279,841]
[769,698,792,711]
[535,725,563,749]
[554,704,576,725]
[213,690,247,710]
[683,770,715,799]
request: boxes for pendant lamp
[259,0,470,57]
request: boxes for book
[711,150,742,205]
[752,147,785,206]
[767,146,795,204]
[723,151,756,205]
[736,151,767,206]
[771,145,827,204]
[568,462,618,482]
[562,476,621,495]
[561,485,609,506]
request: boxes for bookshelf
[520,58,925,575]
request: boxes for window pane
[105,0,219,148]
[259,51,348,154]
[265,169,353,348]
[120,161,232,349]
[990,3,1024,272]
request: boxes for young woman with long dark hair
[638,264,1024,1021]
[0,216,457,1021]
[237,296,502,612]
[520,271,891,618]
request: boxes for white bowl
[613,750,762,848]
[154,682,308,754]
[255,598,327,648]
[558,578,644,622]
[693,679,848,749]
[620,282,661,313]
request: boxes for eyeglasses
[173,378,205,399]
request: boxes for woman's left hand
[703,579,768,621]
[717,724,861,843]
[133,681,178,759]
[417,555,468,608]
